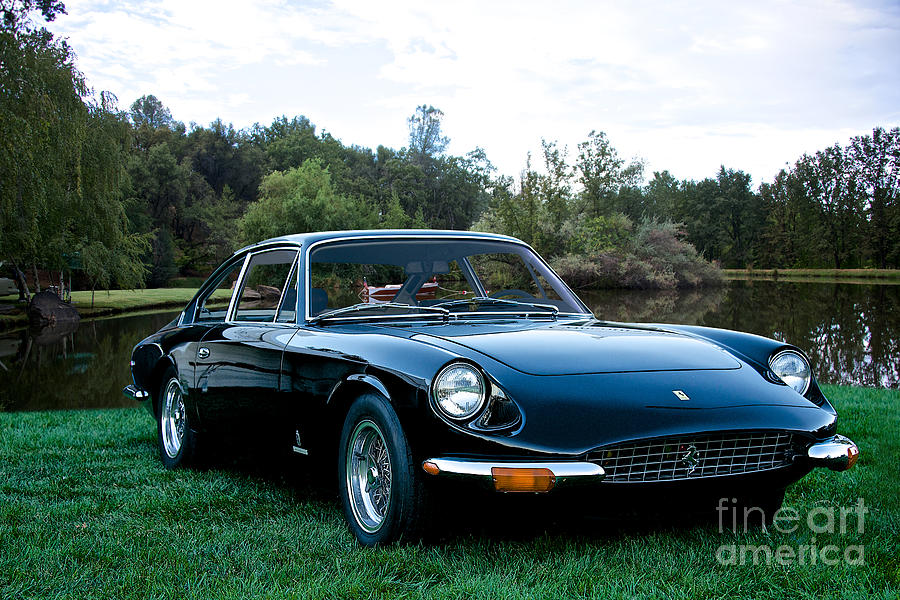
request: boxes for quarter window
[233,250,299,323]
[194,259,244,323]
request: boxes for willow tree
[0,2,148,301]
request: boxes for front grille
[591,432,797,482]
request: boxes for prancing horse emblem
[681,445,701,474]
[672,390,690,401]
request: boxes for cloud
[51,0,900,183]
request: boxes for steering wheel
[489,289,535,300]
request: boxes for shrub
[551,220,722,290]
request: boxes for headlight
[769,350,811,395]
[432,362,486,420]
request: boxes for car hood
[400,321,741,375]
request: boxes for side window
[233,250,298,323]
[468,253,544,299]
[194,259,244,323]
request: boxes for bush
[551,220,722,290]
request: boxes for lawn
[723,268,900,284]
[0,288,230,329]
[0,385,897,599]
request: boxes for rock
[256,285,282,301]
[27,291,80,327]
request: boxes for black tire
[338,392,428,545]
[156,367,200,469]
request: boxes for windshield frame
[302,234,593,324]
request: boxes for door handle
[198,347,210,359]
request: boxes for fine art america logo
[715,498,868,566]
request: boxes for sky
[48,0,900,185]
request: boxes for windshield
[307,237,590,320]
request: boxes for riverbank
[724,268,900,284]
[0,288,230,330]
[0,385,896,598]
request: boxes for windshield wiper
[433,296,559,316]
[309,302,450,325]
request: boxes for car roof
[235,229,524,254]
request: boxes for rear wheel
[338,393,428,545]
[157,367,199,468]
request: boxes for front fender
[649,323,832,407]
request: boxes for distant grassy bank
[724,268,900,284]
[0,288,230,330]
[0,385,897,598]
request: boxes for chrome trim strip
[312,313,448,323]
[122,385,149,401]
[272,251,301,324]
[807,434,859,471]
[225,253,251,323]
[302,234,594,323]
[423,458,605,480]
[225,247,300,325]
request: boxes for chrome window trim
[226,247,301,326]
[224,253,251,323]
[302,234,593,323]
[190,254,249,325]
[274,256,302,325]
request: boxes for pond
[1,281,897,411]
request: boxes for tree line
[2,1,899,299]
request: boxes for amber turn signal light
[491,467,556,492]
[846,446,860,470]
[422,461,440,475]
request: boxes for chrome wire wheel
[345,419,393,533]
[161,378,186,459]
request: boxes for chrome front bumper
[422,458,605,492]
[807,434,860,471]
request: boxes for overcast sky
[49,0,899,185]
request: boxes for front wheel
[338,393,428,545]
[157,368,200,469]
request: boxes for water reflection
[0,281,897,412]
[0,311,179,411]
[583,281,900,389]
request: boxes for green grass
[0,288,230,329]
[723,268,900,284]
[1,385,897,598]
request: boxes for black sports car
[124,230,859,545]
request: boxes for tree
[472,156,549,252]
[407,105,449,160]
[642,171,679,221]
[540,139,574,234]
[186,118,264,204]
[849,127,900,268]
[1,15,148,299]
[798,146,865,268]
[675,167,763,267]
[240,160,377,243]
[129,94,172,129]
[576,130,644,217]
[73,94,151,302]
[1,0,65,32]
